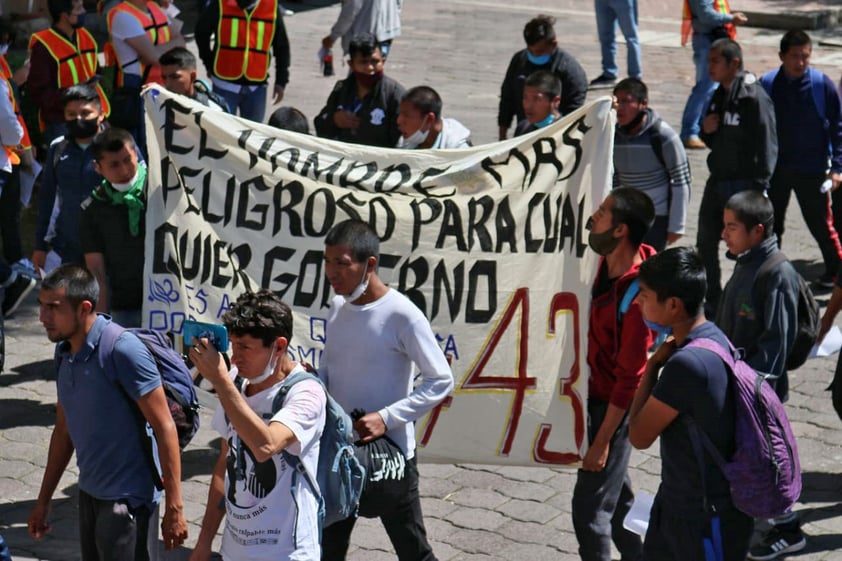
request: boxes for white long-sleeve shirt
[321,289,454,458]
[0,79,23,173]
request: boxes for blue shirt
[56,315,162,508]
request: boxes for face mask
[644,318,673,337]
[0,45,9,57]
[526,51,551,66]
[534,112,556,129]
[110,162,143,193]
[398,117,430,149]
[354,70,383,89]
[587,228,621,256]
[65,117,99,139]
[343,264,370,304]
[72,12,86,29]
[249,346,278,384]
[618,110,646,134]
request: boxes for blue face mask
[527,51,551,66]
[534,113,556,129]
[644,318,673,337]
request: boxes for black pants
[0,168,22,264]
[643,495,753,561]
[768,169,842,278]
[78,490,158,561]
[572,399,642,561]
[322,457,436,561]
[697,179,758,314]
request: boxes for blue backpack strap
[617,278,640,322]
[96,319,127,381]
[759,69,777,97]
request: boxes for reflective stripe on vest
[107,1,171,85]
[212,0,277,82]
[680,0,737,46]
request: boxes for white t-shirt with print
[212,364,326,561]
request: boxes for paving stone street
[3,0,842,559]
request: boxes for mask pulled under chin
[644,318,673,337]
[250,348,278,384]
[110,164,144,193]
[355,71,383,89]
[342,265,370,304]
[398,124,430,149]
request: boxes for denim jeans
[217,85,268,122]
[681,32,718,141]
[594,0,642,79]
[572,399,642,561]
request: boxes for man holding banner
[319,219,453,561]
[573,188,655,561]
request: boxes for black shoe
[2,273,36,318]
[747,527,806,560]
[589,73,617,88]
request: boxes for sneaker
[813,273,835,291]
[2,272,36,318]
[683,136,706,150]
[747,528,806,560]
[589,73,617,88]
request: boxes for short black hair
[222,289,293,347]
[42,263,99,310]
[725,190,775,239]
[524,70,562,99]
[609,188,655,248]
[159,46,197,69]
[523,15,556,46]
[638,247,707,318]
[62,84,101,109]
[711,38,744,71]
[348,32,380,60]
[47,0,74,22]
[268,106,310,134]
[780,29,811,53]
[324,219,380,263]
[401,86,443,120]
[613,77,648,104]
[90,128,135,162]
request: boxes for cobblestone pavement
[3,0,842,559]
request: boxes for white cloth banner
[143,86,614,467]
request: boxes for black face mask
[618,110,646,134]
[65,117,99,139]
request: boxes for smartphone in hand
[182,320,229,352]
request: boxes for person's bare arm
[84,253,109,313]
[125,33,186,67]
[28,404,74,540]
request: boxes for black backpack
[756,251,820,371]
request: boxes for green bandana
[93,163,147,237]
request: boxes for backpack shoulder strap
[808,67,827,124]
[759,69,778,97]
[618,278,640,321]
[96,320,128,381]
[648,118,666,168]
[684,337,737,369]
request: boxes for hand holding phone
[182,320,229,352]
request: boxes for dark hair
[725,190,774,239]
[90,128,135,161]
[159,46,197,69]
[222,289,293,347]
[42,263,99,310]
[638,247,707,317]
[523,15,556,46]
[711,38,744,71]
[348,32,379,59]
[780,29,811,53]
[524,70,562,99]
[268,106,310,134]
[47,0,74,21]
[610,188,656,248]
[613,77,648,103]
[62,84,101,109]
[401,86,443,120]
[324,219,380,263]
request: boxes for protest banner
[143,86,614,466]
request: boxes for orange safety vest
[107,0,171,86]
[2,77,22,165]
[28,27,111,121]
[213,0,277,82]
[681,0,737,46]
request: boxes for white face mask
[110,165,142,192]
[343,264,370,304]
[398,117,430,149]
[249,346,278,384]
[0,45,9,57]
